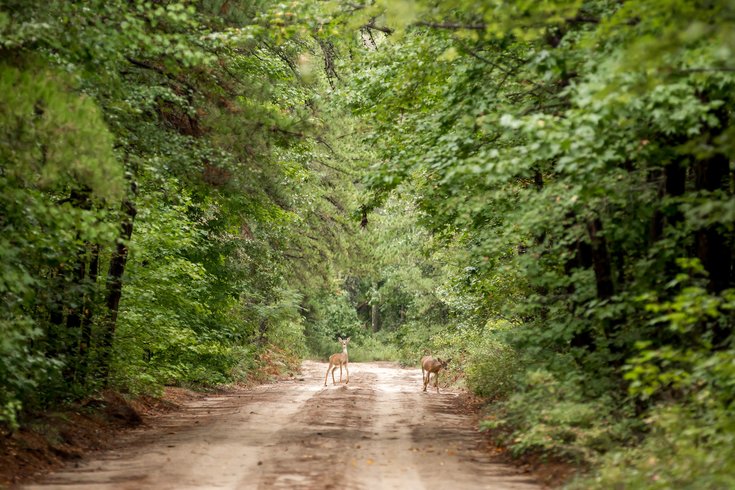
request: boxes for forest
[1,0,734,487]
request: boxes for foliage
[320,0,735,483]
[463,328,518,399]
[3,1,735,487]
[570,401,735,489]
[347,331,401,362]
[304,290,365,359]
[482,367,639,464]
[0,0,360,426]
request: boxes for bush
[570,402,735,489]
[465,352,513,398]
[394,319,519,393]
[481,367,638,464]
[394,320,444,366]
[348,332,401,362]
[464,334,517,399]
[0,317,58,430]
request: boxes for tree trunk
[587,218,614,300]
[64,253,86,379]
[45,278,65,358]
[64,187,92,377]
[78,242,100,382]
[650,159,687,241]
[258,319,268,346]
[665,161,686,212]
[371,303,379,332]
[533,166,544,191]
[566,221,594,350]
[694,153,731,293]
[649,168,665,244]
[97,195,137,383]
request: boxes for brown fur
[421,356,451,393]
[324,337,350,386]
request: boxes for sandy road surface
[24,361,540,490]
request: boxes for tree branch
[363,19,394,35]
[415,21,486,30]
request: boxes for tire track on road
[23,361,541,490]
[255,365,378,489]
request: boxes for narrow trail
[23,362,541,490]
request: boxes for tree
[0,0,359,427]
[327,0,735,479]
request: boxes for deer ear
[437,357,443,363]
[446,358,452,364]
[338,337,343,341]
[346,337,351,342]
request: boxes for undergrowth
[568,402,735,489]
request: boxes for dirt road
[24,361,541,490]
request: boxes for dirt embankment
[12,362,547,489]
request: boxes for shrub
[465,336,517,399]
[481,367,638,464]
[396,319,520,394]
[570,402,735,489]
[348,332,401,362]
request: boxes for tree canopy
[0,0,361,422]
[2,1,734,487]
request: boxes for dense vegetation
[2,0,734,487]
[328,1,735,487]
[0,0,362,425]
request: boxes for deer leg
[332,366,339,385]
[324,363,332,386]
[345,363,349,384]
[423,372,429,392]
[435,372,440,393]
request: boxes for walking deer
[421,356,451,393]
[324,337,350,386]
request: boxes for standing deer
[324,337,350,386]
[421,356,451,393]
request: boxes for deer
[421,355,451,393]
[324,337,350,386]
